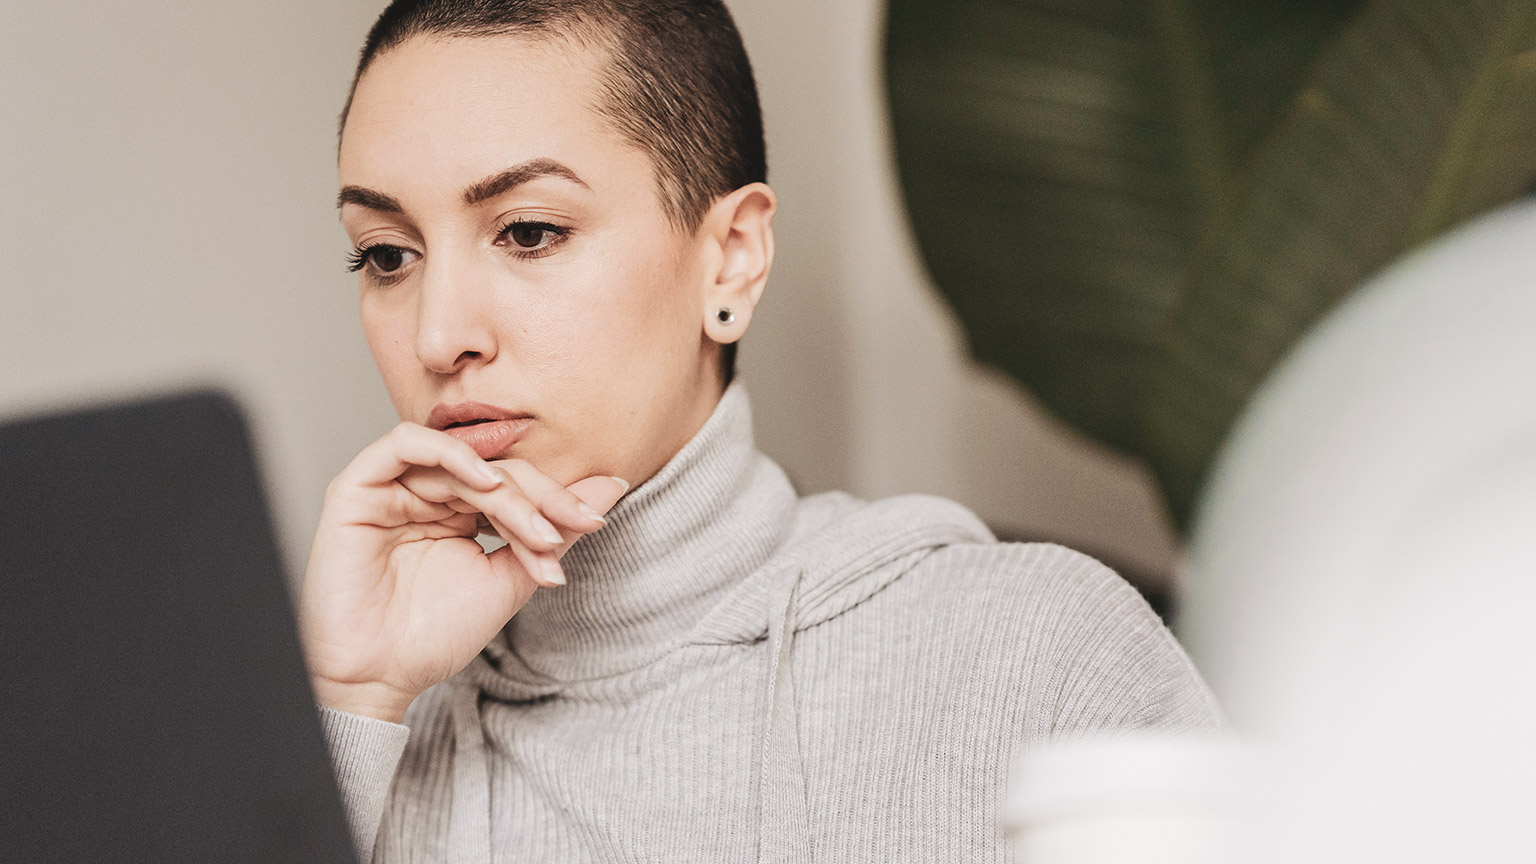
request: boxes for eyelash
[493,218,571,260]
[344,219,573,283]
[343,245,382,273]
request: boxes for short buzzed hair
[340,0,768,238]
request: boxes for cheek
[360,297,420,409]
[503,301,587,372]
[507,248,697,413]
[588,239,700,349]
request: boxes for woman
[303,1,1221,861]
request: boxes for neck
[504,382,797,681]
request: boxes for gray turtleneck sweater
[320,383,1220,863]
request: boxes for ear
[698,182,776,345]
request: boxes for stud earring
[717,307,736,325]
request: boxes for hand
[298,422,628,722]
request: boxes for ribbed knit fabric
[319,382,1221,863]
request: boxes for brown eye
[509,222,553,248]
[345,243,418,278]
[371,245,407,272]
[495,219,570,258]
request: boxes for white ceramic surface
[1180,200,1536,861]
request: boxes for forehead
[339,34,646,204]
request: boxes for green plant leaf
[883,0,1356,455]
[1146,0,1536,523]
[886,0,1536,531]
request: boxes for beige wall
[1,0,1178,586]
[0,1,398,577]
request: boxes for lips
[427,401,533,460]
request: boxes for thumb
[555,475,630,557]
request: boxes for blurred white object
[1003,735,1253,864]
[1178,199,1536,862]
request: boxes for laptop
[0,390,358,863]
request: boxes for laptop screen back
[0,390,357,864]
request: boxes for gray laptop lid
[0,390,357,864]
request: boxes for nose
[414,255,498,375]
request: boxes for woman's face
[339,34,729,488]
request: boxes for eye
[495,219,571,259]
[507,222,553,248]
[345,243,419,281]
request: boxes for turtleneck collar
[500,381,799,683]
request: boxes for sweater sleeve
[318,706,410,863]
[1028,545,1224,735]
[913,541,1223,741]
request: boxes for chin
[519,446,602,488]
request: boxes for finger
[475,513,501,539]
[477,506,565,587]
[395,468,564,554]
[483,543,546,605]
[393,496,465,526]
[473,473,630,559]
[340,422,504,493]
[491,459,608,532]
[568,474,630,513]
[407,512,481,540]
[394,466,487,507]
[436,511,482,537]
[387,467,493,516]
[465,483,570,553]
[343,486,463,530]
[549,475,631,557]
[360,472,483,529]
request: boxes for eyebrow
[336,157,590,213]
[461,158,589,205]
[336,186,403,212]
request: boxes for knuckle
[398,420,438,443]
[383,422,421,449]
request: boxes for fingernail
[531,514,563,545]
[577,502,605,523]
[608,476,630,494]
[475,461,503,486]
[541,557,566,586]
